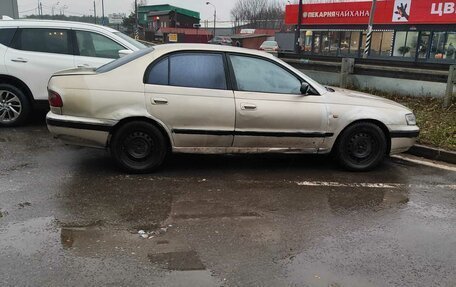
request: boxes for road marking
[295,181,456,190]
[392,155,456,172]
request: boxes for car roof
[153,43,275,59]
[0,19,118,33]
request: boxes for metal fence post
[444,65,456,108]
[340,58,355,89]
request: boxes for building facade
[138,5,200,31]
[0,0,19,19]
[285,0,456,64]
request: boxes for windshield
[96,47,154,73]
[113,32,147,50]
[262,41,277,47]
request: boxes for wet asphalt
[0,112,455,287]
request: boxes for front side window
[146,53,227,90]
[0,28,17,47]
[14,28,71,54]
[76,31,125,59]
[229,55,301,94]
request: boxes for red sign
[285,0,456,25]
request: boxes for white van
[0,19,146,126]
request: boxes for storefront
[285,0,456,64]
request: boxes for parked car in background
[208,36,233,46]
[46,44,419,173]
[259,40,279,53]
[0,19,147,126]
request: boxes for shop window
[340,32,350,55]
[393,31,417,58]
[313,32,321,54]
[405,32,418,58]
[445,32,456,61]
[430,32,446,60]
[418,32,431,59]
[328,31,340,56]
[300,30,313,53]
[350,32,360,55]
[370,32,383,56]
[360,32,367,55]
[321,32,330,55]
[380,32,393,56]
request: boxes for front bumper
[46,112,116,149]
[389,127,420,155]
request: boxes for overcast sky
[17,0,236,22]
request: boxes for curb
[407,145,456,165]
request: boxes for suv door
[145,52,235,148]
[5,28,74,101]
[74,30,127,68]
[228,54,328,151]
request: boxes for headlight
[405,113,416,126]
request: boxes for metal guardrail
[283,58,455,107]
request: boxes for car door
[74,30,127,68]
[144,52,235,148]
[228,54,328,151]
[4,28,74,101]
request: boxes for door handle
[11,58,28,63]
[77,64,91,68]
[241,103,257,110]
[152,98,168,105]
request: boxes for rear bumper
[46,112,116,149]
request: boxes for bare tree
[231,0,285,29]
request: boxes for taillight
[48,90,63,108]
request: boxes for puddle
[148,251,206,271]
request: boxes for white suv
[0,19,146,126]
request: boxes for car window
[0,28,17,47]
[14,28,71,55]
[229,55,301,94]
[146,53,227,90]
[76,31,125,59]
[147,57,169,85]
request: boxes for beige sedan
[46,44,419,173]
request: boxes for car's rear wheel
[336,122,387,171]
[110,121,168,173]
[0,84,30,127]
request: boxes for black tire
[110,121,168,173]
[0,84,31,127]
[336,122,387,171]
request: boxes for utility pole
[363,0,377,59]
[94,1,97,24]
[135,0,139,40]
[296,0,303,54]
[102,0,105,25]
[206,2,216,39]
[40,2,43,16]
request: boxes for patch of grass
[367,91,456,151]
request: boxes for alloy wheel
[0,90,22,123]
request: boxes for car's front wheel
[110,121,168,173]
[0,84,31,127]
[336,122,387,171]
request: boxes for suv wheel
[336,122,387,171]
[110,121,168,173]
[0,84,30,127]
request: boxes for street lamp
[51,1,60,16]
[206,2,216,39]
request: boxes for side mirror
[118,49,133,58]
[300,82,310,95]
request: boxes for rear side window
[13,28,71,55]
[0,28,17,47]
[146,53,227,90]
[76,30,125,59]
